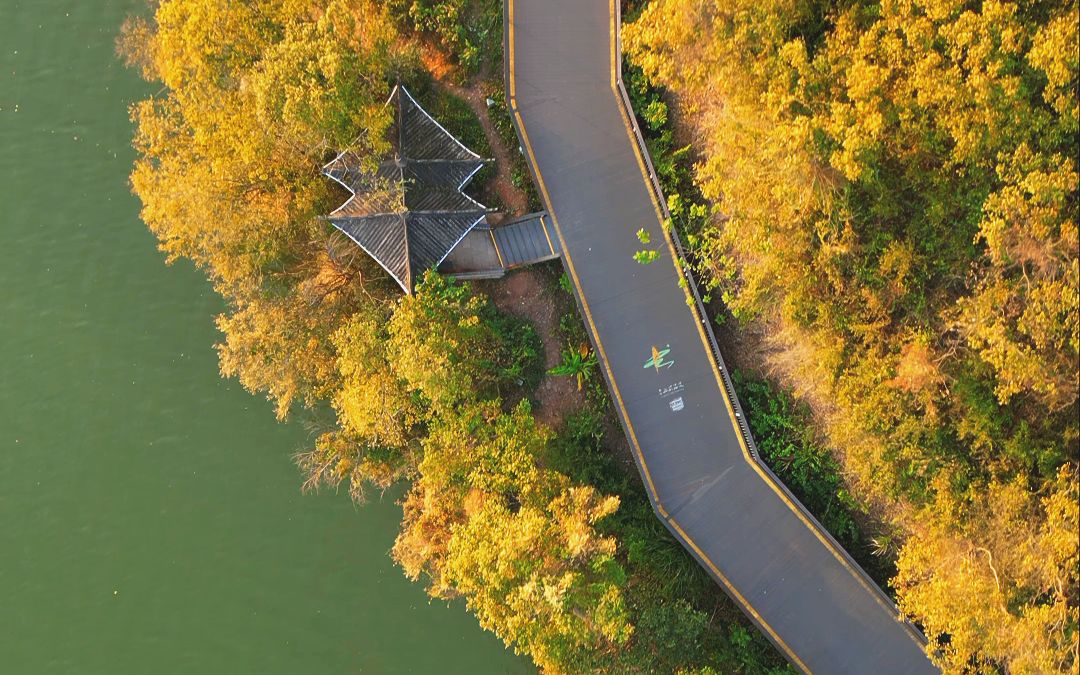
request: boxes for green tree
[389,271,506,412]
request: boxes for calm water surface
[0,2,528,672]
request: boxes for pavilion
[323,85,490,293]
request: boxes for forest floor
[432,79,528,218]
[436,71,584,430]
[439,70,634,466]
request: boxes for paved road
[504,1,938,672]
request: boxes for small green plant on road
[634,228,660,264]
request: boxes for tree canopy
[122,0,414,418]
[626,0,1079,669]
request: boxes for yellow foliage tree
[445,487,630,671]
[896,466,1079,672]
[958,146,1079,410]
[626,0,1079,670]
[124,0,406,416]
[394,400,632,671]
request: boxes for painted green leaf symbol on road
[644,344,674,371]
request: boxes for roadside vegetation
[119,1,791,672]
[625,0,1079,671]
[120,0,1077,672]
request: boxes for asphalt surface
[504,1,939,672]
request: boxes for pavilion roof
[323,85,489,293]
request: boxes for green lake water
[0,2,528,672]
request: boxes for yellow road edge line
[507,0,915,669]
[506,0,799,664]
[507,5,668,519]
[665,516,813,674]
[507,1,516,99]
[490,229,506,268]
[506,0,816,667]
[515,104,668,518]
[540,214,556,256]
[605,0,912,631]
[516,109,669,518]
[506,0,815,666]
[607,1,827,663]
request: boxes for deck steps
[490,212,560,269]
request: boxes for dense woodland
[626,0,1079,670]
[121,0,1077,673]
[119,1,789,672]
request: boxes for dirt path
[432,73,580,428]
[481,268,583,429]
[433,79,528,217]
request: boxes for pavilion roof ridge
[322,85,490,293]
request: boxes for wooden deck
[490,212,561,269]
[436,212,560,279]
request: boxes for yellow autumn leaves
[626,0,1078,670]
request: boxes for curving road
[503,1,938,672]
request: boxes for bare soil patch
[481,267,583,429]
[432,78,529,217]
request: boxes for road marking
[643,344,674,371]
[489,229,506,268]
[506,0,926,668]
[540,214,556,255]
[658,381,684,398]
[604,0,913,631]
